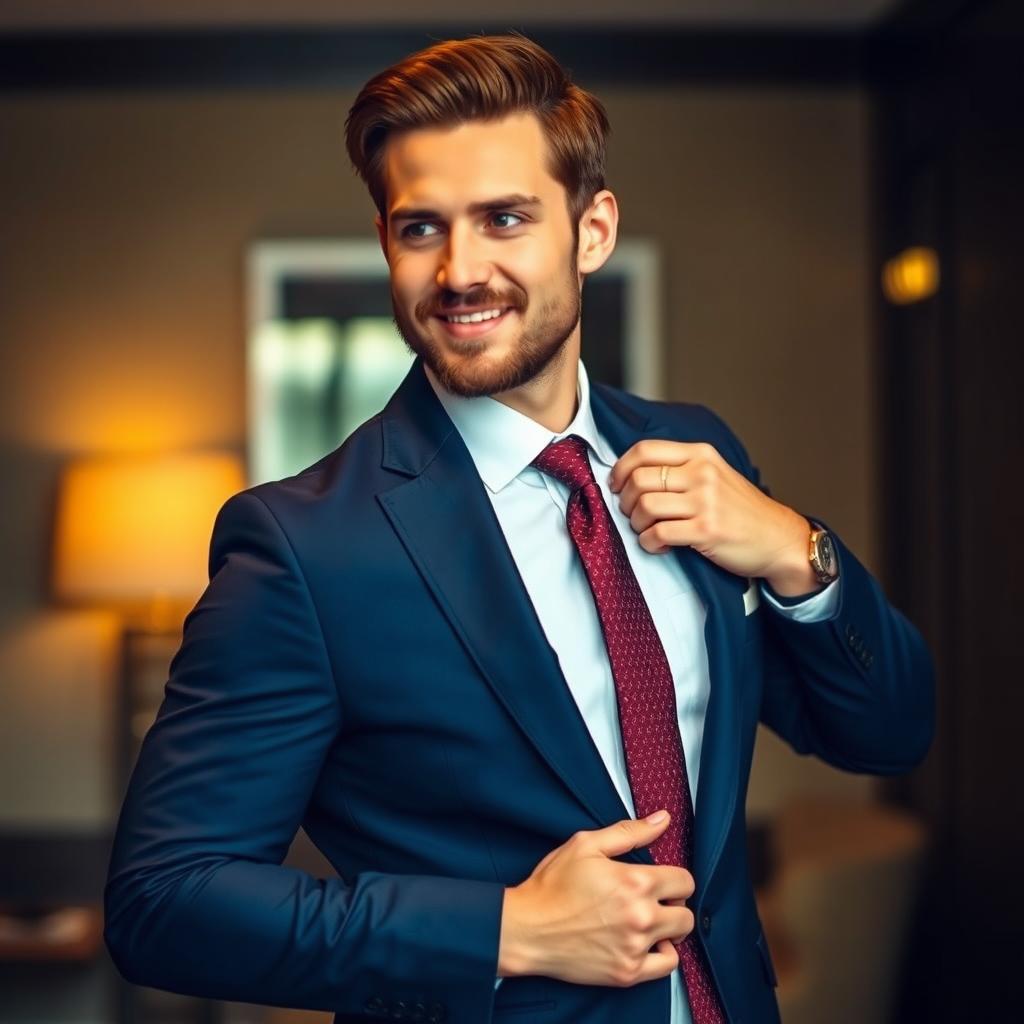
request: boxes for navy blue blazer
[104,356,934,1024]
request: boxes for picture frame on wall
[246,237,663,486]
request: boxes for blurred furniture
[0,905,104,962]
[52,449,245,803]
[757,797,928,1024]
[0,831,114,1024]
[49,450,245,1024]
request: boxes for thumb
[591,811,670,858]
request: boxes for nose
[435,221,491,295]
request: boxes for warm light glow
[52,451,245,621]
[882,247,940,305]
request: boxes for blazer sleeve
[700,406,936,774]
[104,490,504,1021]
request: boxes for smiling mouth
[439,306,510,324]
[433,306,515,338]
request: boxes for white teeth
[445,308,505,324]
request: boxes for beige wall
[0,84,876,827]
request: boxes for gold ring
[660,465,669,491]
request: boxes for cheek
[390,252,435,298]
[502,240,558,289]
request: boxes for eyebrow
[388,193,543,224]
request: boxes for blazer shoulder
[213,412,389,552]
[595,383,754,476]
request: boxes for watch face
[818,533,836,575]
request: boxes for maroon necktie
[532,434,726,1024]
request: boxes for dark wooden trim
[0,26,868,91]
[0,0,995,94]
[876,0,988,32]
[871,1,1024,1017]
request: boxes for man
[104,34,934,1024]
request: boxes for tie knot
[531,434,596,493]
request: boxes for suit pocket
[756,929,778,988]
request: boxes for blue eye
[402,222,439,239]
[491,212,524,229]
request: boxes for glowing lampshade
[53,451,245,622]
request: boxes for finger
[618,466,700,517]
[609,441,713,493]
[633,938,680,984]
[652,905,695,945]
[586,812,671,859]
[617,466,676,515]
[626,492,698,533]
[646,865,696,902]
[638,518,705,555]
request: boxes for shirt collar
[423,358,619,493]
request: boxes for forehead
[382,112,560,213]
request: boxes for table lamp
[51,450,246,793]
[52,450,245,631]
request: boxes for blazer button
[427,1004,446,1023]
[411,1003,427,1022]
[701,911,712,934]
[364,996,385,1015]
[391,1000,408,1019]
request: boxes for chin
[433,357,518,398]
[395,297,575,399]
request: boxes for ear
[375,214,390,266]
[576,189,619,276]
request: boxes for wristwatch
[808,522,838,585]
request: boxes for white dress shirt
[424,359,837,1022]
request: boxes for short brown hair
[345,33,610,227]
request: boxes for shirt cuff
[759,576,839,623]
[495,978,504,990]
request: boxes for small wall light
[882,246,941,305]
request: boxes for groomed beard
[391,254,581,399]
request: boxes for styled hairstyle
[345,33,610,227]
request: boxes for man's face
[378,112,582,398]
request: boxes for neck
[491,331,581,433]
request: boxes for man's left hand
[609,440,820,596]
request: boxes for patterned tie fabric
[532,434,726,1024]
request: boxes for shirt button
[701,911,712,934]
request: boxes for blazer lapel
[590,384,748,889]
[376,360,645,859]
[376,360,748,884]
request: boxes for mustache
[416,286,528,320]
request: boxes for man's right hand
[497,810,695,987]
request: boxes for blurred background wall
[0,83,876,828]
[0,1,1021,1023]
